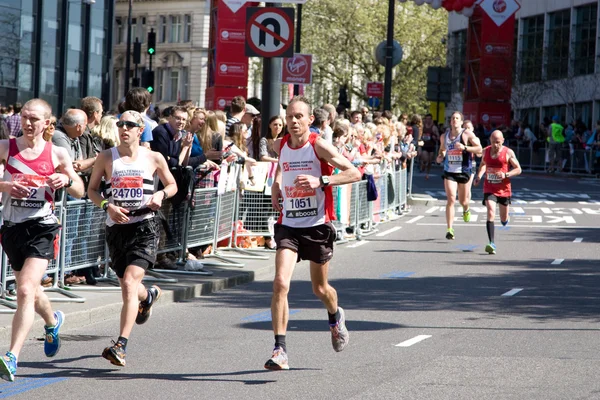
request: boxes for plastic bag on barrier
[366,174,378,201]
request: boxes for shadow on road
[189,257,600,323]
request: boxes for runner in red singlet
[264,96,361,370]
[0,99,85,382]
[474,130,522,254]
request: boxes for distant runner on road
[474,130,522,254]
[436,111,482,240]
[266,96,361,370]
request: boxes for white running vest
[105,147,155,226]
[278,134,332,228]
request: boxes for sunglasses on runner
[116,121,141,129]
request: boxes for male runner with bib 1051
[265,96,361,370]
[436,111,482,240]
[474,130,522,254]
[87,110,177,367]
[0,99,85,382]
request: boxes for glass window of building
[88,0,107,98]
[116,17,123,44]
[156,68,163,100]
[40,1,62,111]
[170,15,182,43]
[546,9,570,80]
[159,16,167,43]
[0,2,21,92]
[519,15,544,84]
[170,69,179,100]
[184,15,192,43]
[574,101,593,129]
[543,105,567,124]
[64,1,84,109]
[574,3,597,77]
[450,30,467,93]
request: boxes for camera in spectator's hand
[222,151,233,159]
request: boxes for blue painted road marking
[242,310,300,323]
[0,377,66,398]
[455,244,479,252]
[381,271,415,279]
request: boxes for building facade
[112,0,211,109]
[448,0,599,130]
[0,0,114,115]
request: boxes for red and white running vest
[278,133,334,228]
[2,139,56,223]
[104,147,156,227]
[483,145,511,197]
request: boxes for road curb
[0,262,275,346]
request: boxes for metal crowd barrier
[513,142,599,176]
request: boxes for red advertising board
[463,101,511,128]
[464,6,516,102]
[205,86,248,111]
[281,54,312,85]
[366,82,384,98]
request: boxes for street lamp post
[383,0,395,111]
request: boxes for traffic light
[133,41,141,64]
[147,30,156,55]
[141,70,155,93]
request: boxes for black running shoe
[136,285,162,325]
[102,341,126,367]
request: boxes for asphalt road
[2,170,600,400]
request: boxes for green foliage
[301,0,448,114]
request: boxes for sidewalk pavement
[0,252,276,345]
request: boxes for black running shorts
[442,171,471,184]
[0,219,61,271]
[106,217,159,278]
[483,193,511,206]
[274,223,336,264]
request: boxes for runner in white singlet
[263,97,361,371]
[88,110,177,367]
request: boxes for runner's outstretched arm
[314,137,361,186]
[474,157,487,186]
[505,149,522,179]
[436,135,447,164]
[53,146,85,198]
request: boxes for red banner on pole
[282,54,312,85]
[366,82,384,98]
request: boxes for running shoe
[102,341,126,367]
[0,352,17,382]
[485,242,496,255]
[330,307,349,352]
[136,285,162,325]
[463,209,471,222]
[264,347,289,370]
[501,218,509,226]
[44,310,64,357]
[445,228,455,240]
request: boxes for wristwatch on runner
[319,176,330,187]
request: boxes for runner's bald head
[491,130,504,141]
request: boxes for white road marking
[347,240,369,248]
[406,216,424,224]
[395,335,432,347]
[551,259,564,265]
[376,227,402,237]
[501,288,523,297]
[573,238,583,243]
[416,223,600,229]
[425,206,438,213]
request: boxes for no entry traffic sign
[281,54,312,84]
[245,7,295,58]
